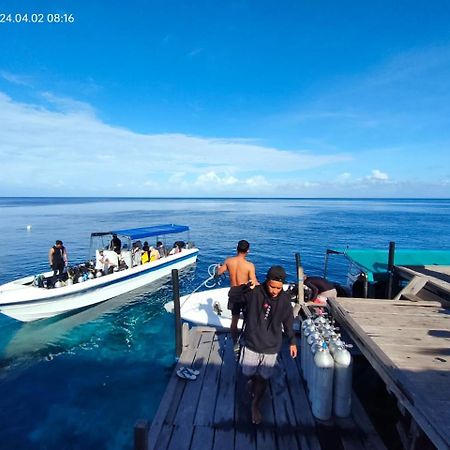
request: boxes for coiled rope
[180,264,224,309]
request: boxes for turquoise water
[0,197,449,449]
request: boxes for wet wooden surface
[147,328,385,450]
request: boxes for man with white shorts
[229,265,297,424]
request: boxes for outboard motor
[312,342,334,420]
[332,344,353,418]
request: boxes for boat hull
[167,287,239,329]
[166,284,297,329]
[0,249,198,322]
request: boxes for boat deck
[142,327,386,450]
[328,296,450,450]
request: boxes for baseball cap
[266,265,286,283]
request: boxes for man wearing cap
[228,265,297,425]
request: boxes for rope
[180,264,224,308]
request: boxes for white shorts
[240,346,278,380]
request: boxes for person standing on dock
[228,265,297,425]
[216,240,259,344]
[48,240,68,281]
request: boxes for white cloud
[337,172,352,182]
[0,71,34,87]
[367,169,389,181]
[0,91,352,196]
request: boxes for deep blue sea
[0,197,449,450]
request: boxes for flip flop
[176,367,197,380]
[186,367,200,376]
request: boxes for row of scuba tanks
[301,313,353,421]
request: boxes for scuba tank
[311,342,334,420]
[301,320,314,378]
[301,323,315,379]
[332,345,353,418]
[306,331,321,386]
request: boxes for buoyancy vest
[52,246,65,266]
[141,251,150,264]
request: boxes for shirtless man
[216,240,259,344]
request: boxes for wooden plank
[364,328,450,341]
[212,428,234,450]
[190,426,214,450]
[213,334,237,426]
[281,343,321,450]
[335,417,366,450]
[195,333,225,426]
[335,297,442,308]
[342,315,449,329]
[270,359,297,428]
[234,365,252,427]
[167,423,194,450]
[276,430,301,450]
[148,330,202,450]
[255,429,277,450]
[174,330,215,426]
[328,298,450,450]
[351,393,388,450]
[234,428,256,450]
[153,423,173,450]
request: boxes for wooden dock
[142,327,386,450]
[328,296,450,450]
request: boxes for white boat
[166,287,237,329]
[0,224,199,322]
[165,283,297,329]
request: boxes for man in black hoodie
[228,265,297,424]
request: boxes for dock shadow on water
[0,275,183,450]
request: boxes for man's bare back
[220,254,257,287]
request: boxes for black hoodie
[228,283,295,354]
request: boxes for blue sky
[0,0,449,197]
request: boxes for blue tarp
[92,224,189,240]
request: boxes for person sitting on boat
[48,240,68,282]
[216,239,259,345]
[303,274,337,303]
[120,244,132,269]
[156,241,167,258]
[141,244,151,264]
[149,246,160,261]
[109,234,122,254]
[169,241,183,255]
[228,265,297,425]
[95,249,107,273]
[132,241,143,266]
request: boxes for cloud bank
[0,90,354,197]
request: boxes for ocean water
[0,197,449,449]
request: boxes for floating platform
[138,327,386,450]
[328,296,450,450]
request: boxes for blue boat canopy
[91,224,189,240]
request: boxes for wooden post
[134,419,149,450]
[386,241,396,299]
[172,268,182,358]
